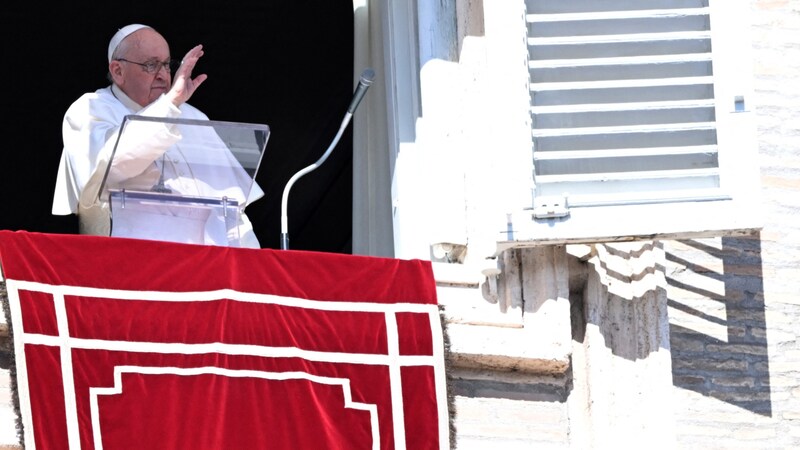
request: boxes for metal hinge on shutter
[532,195,569,219]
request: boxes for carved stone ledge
[446,323,571,375]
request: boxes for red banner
[0,231,449,449]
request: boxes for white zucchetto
[107,24,152,62]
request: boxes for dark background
[2,1,354,253]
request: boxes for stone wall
[664,0,800,447]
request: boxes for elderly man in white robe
[52,24,264,248]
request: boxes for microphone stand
[151,153,172,193]
[280,68,375,250]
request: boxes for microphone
[347,69,375,115]
[280,68,376,250]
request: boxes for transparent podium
[97,115,269,247]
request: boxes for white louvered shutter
[504,0,760,247]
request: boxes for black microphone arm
[280,68,375,250]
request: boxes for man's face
[110,29,172,107]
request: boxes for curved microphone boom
[280,69,376,250]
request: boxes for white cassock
[52,84,264,248]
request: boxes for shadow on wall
[667,235,770,416]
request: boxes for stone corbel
[480,265,501,304]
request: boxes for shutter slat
[532,99,715,114]
[534,145,718,161]
[528,30,711,46]
[533,122,716,138]
[527,8,710,23]
[528,0,709,15]
[529,53,711,69]
[531,76,713,92]
[527,11,710,38]
[563,188,729,208]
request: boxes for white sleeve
[57,92,184,211]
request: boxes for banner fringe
[0,281,24,449]
[439,304,457,450]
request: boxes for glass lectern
[98,115,269,247]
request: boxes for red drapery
[0,231,449,449]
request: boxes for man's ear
[109,61,124,83]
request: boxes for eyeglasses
[115,58,179,74]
